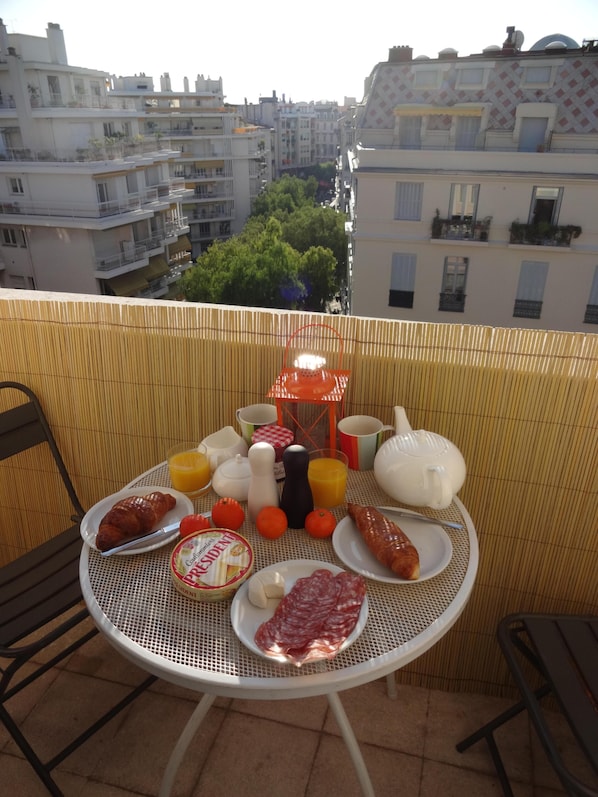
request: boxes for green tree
[281,205,346,284]
[298,246,337,312]
[180,218,305,309]
[251,175,316,218]
[180,175,346,312]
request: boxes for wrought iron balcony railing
[438,291,466,312]
[431,215,491,242]
[509,222,582,247]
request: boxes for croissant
[95,491,176,552]
[347,503,420,580]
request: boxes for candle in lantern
[294,354,326,375]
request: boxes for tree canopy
[179,175,346,312]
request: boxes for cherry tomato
[211,497,245,530]
[256,506,288,539]
[304,508,337,538]
[179,513,211,538]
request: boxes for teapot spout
[394,406,413,434]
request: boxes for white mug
[338,415,394,470]
[236,403,278,444]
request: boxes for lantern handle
[283,323,344,370]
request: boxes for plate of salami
[80,486,193,554]
[332,508,452,584]
[231,560,368,666]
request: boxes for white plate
[332,508,453,583]
[80,486,193,555]
[231,559,369,664]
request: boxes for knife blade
[377,506,464,530]
[99,521,181,556]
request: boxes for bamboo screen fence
[1,290,596,696]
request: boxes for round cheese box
[170,528,254,602]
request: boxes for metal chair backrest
[0,381,84,520]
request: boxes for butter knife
[377,506,464,530]
[99,521,181,557]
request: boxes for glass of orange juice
[167,442,211,497]
[307,449,348,508]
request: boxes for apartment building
[109,73,272,258]
[240,94,341,176]
[0,21,271,296]
[348,29,598,332]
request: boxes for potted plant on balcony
[560,225,582,246]
[509,221,524,244]
[432,210,443,239]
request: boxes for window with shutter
[514,260,549,318]
[439,257,468,312]
[394,183,423,221]
[389,253,416,308]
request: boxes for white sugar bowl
[212,454,252,502]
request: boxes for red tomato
[304,508,337,538]
[179,514,211,538]
[211,497,245,530]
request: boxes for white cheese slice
[248,570,285,609]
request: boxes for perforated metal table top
[80,465,478,699]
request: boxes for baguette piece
[96,491,176,552]
[347,503,420,580]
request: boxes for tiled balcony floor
[2,620,595,797]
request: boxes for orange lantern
[267,323,350,450]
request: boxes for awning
[168,235,191,256]
[104,272,148,296]
[139,256,170,280]
[393,104,485,117]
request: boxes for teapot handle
[425,465,453,510]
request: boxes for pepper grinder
[247,442,279,521]
[280,445,313,528]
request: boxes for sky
[3,1,597,105]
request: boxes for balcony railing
[0,140,175,163]
[431,215,492,242]
[513,299,543,319]
[509,222,582,247]
[438,291,466,312]
[95,225,188,273]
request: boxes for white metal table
[79,465,478,796]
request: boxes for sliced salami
[254,568,366,666]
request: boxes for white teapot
[373,407,466,509]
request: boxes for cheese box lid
[170,529,254,602]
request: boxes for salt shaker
[247,442,279,521]
[280,445,313,528]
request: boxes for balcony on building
[431,215,492,242]
[509,222,582,247]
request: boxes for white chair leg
[386,671,398,700]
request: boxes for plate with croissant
[332,504,453,584]
[80,486,194,554]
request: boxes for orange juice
[168,450,210,494]
[308,457,347,508]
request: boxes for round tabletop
[79,465,478,700]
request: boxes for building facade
[348,30,598,332]
[109,74,272,259]
[239,94,341,176]
[0,22,271,297]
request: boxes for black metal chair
[456,613,598,797]
[0,381,156,796]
